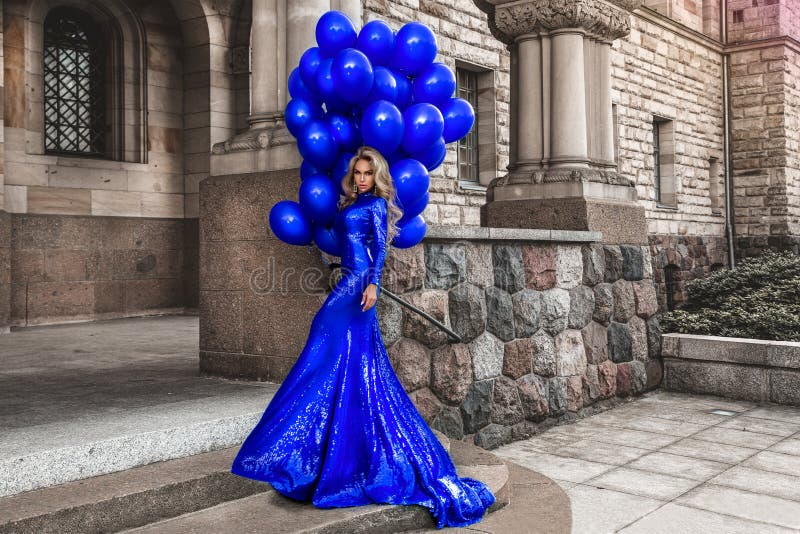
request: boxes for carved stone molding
[211,124,295,155]
[488,167,634,190]
[479,0,639,43]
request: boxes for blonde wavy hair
[339,146,403,246]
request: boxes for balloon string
[317,247,460,344]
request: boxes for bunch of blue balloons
[269,11,475,254]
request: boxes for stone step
[0,388,278,498]
[0,431,462,534]
[408,462,572,534]
[0,447,266,534]
[120,440,508,534]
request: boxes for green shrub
[661,251,800,341]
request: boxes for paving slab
[710,466,800,503]
[691,426,785,450]
[551,439,650,466]
[493,451,614,485]
[769,438,800,456]
[744,406,800,424]
[626,452,730,482]
[742,450,800,477]
[587,467,702,501]
[586,428,681,451]
[618,503,797,534]
[565,484,661,534]
[717,415,800,437]
[677,484,800,530]
[659,438,760,465]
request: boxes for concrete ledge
[425,224,602,243]
[663,333,800,405]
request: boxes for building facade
[0,0,797,330]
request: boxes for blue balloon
[357,20,395,66]
[288,67,319,103]
[269,200,313,246]
[392,22,437,77]
[392,214,427,248]
[361,100,404,156]
[297,120,339,170]
[299,175,339,225]
[285,98,323,138]
[300,160,323,179]
[390,158,429,207]
[399,191,428,222]
[331,48,374,104]
[412,62,456,106]
[314,223,343,256]
[315,59,351,113]
[411,137,446,171]
[366,67,398,105]
[401,103,444,154]
[316,11,357,58]
[326,113,361,151]
[394,72,412,109]
[385,147,407,165]
[441,97,475,143]
[331,151,355,194]
[299,47,324,93]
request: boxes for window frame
[456,66,480,184]
[653,116,677,209]
[43,6,109,158]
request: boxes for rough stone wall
[368,0,510,226]
[613,15,726,241]
[781,45,800,248]
[727,0,786,43]
[9,214,194,327]
[728,8,800,260]
[648,234,728,311]
[378,239,662,449]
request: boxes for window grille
[456,68,479,182]
[43,7,106,156]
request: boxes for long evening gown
[230,189,495,529]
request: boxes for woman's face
[353,158,376,193]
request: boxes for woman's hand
[361,284,378,311]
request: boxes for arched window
[43,7,106,157]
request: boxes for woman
[231,146,495,529]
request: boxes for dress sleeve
[368,197,388,290]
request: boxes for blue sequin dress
[230,190,495,529]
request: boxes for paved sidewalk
[494,392,800,533]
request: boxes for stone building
[0,1,797,443]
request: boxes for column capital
[476,0,641,43]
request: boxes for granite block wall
[378,239,662,449]
[9,214,198,326]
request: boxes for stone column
[515,36,543,171]
[330,0,362,31]
[475,0,647,244]
[248,0,284,129]
[549,29,588,168]
[596,40,616,168]
[211,0,363,175]
[287,0,331,78]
